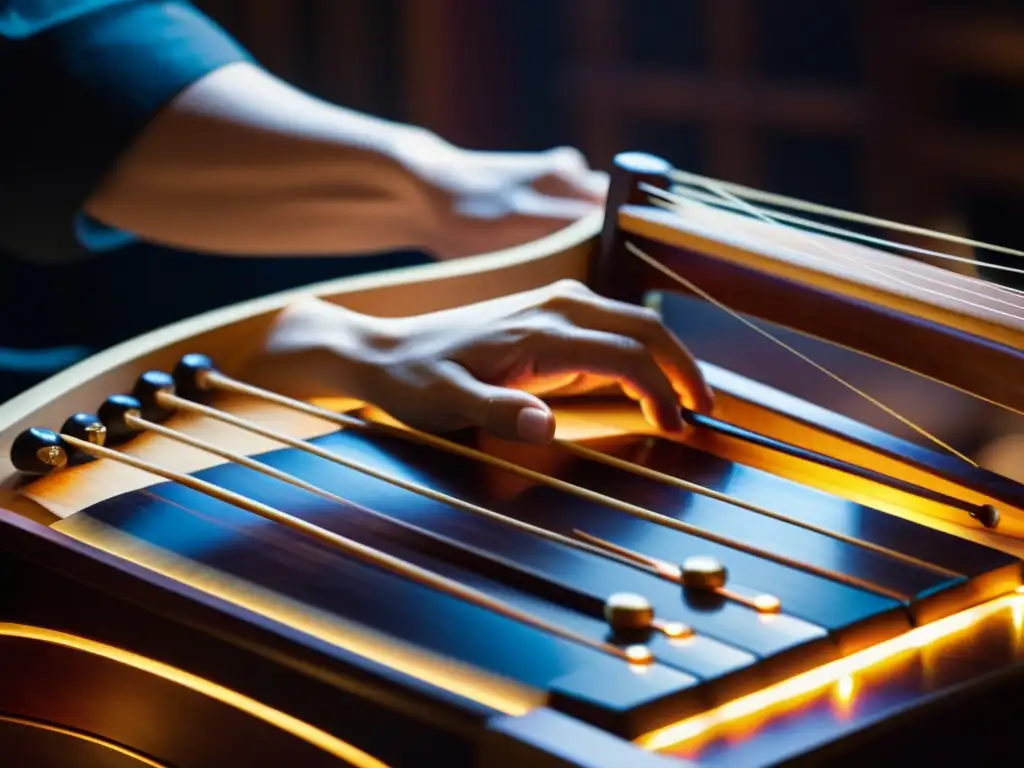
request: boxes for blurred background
[2,0,1022,423]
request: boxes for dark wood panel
[211,430,839,657]
[64,414,1024,743]
[401,0,512,146]
[290,427,991,624]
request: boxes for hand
[255,280,713,444]
[398,135,608,260]
[84,62,603,260]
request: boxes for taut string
[60,433,652,665]
[667,167,1024,260]
[130,414,695,640]
[623,240,977,467]
[644,183,1024,326]
[180,371,916,595]
[643,182,1024,294]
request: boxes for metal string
[623,240,977,466]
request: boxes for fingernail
[517,407,554,443]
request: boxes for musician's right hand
[251,281,714,445]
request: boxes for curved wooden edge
[0,712,166,767]
[0,215,602,486]
[0,626,389,767]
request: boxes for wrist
[381,127,463,251]
[383,124,456,173]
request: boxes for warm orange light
[626,645,655,665]
[0,712,168,766]
[0,623,391,767]
[753,594,782,613]
[835,674,855,702]
[661,621,690,638]
[636,593,1024,752]
[831,674,856,719]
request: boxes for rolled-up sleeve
[0,1,253,262]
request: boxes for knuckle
[552,278,590,297]
[541,279,594,314]
[396,362,448,398]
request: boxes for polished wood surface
[3,153,1024,765]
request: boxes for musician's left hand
[251,282,712,445]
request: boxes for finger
[458,146,590,178]
[432,361,557,443]
[531,329,685,432]
[462,146,604,201]
[547,291,714,413]
[507,187,603,220]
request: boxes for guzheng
[2,152,1024,767]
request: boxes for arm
[1,1,604,263]
[83,62,450,257]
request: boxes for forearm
[84,62,442,256]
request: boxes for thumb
[435,361,556,443]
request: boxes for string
[61,433,646,664]
[623,241,977,467]
[650,189,1024,317]
[643,184,1024,326]
[659,179,987,462]
[667,167,1024,259]
[190,373,918,594]
[136,400,659,574]
[644,182,1024,290]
